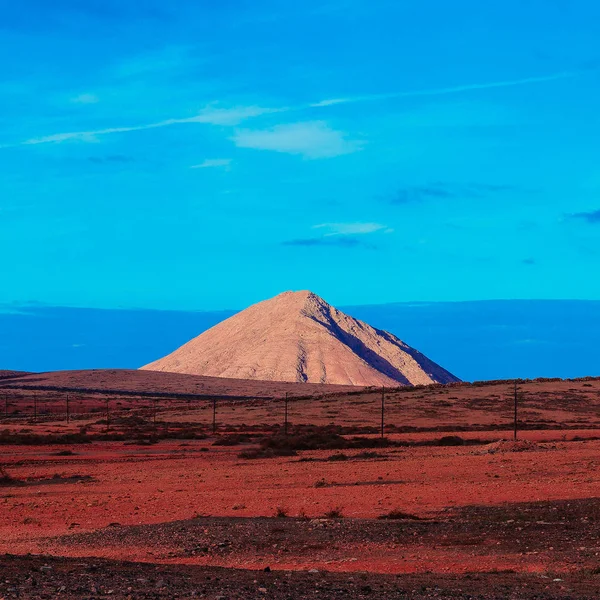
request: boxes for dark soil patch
[1,555,599,599]
[51,498,600,564]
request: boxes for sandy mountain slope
[141,291,460,386]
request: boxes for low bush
[0,466,14,485]
[354,451,386,459]
[327,453,349,461]
[238,447,297,459]
[378,509,422,520]
[213,434,256,446]
[437,435,465,446]
[238,430,401,459]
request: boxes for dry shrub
[437,435,465,446]
[213,434,256,446]
[378,508,422,520]
[239,430,397,459]
[327,453,348,461]
[0,466,15,486]
[355,451,386,459]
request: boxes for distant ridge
[142,291,459,386]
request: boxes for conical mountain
[141,291,459,386]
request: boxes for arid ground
[1,370,600,598]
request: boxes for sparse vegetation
[327,452,349,461]
[355,451,386,459]
[0,466,15,486]
[438,435,465,446]
[378,509,422,520]
[323,506,344,518]
[237,430,401,460]
[238,447,297,459]
[275,506,288,518]
[213,433,256,446]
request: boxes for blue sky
[1,0,599,311]
[3,301,600,380]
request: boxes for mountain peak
[271,289,323,306]
[141,292,459,386]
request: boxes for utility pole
[66,394,70,424]
[381,386,385,439]
[284,392,289,436]
[212,397,217,434]
[513,381,518,441]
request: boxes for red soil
[2,371,600,432]
[2,374,600,598]
[2,434,600,575]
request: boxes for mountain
[141,291,459,386]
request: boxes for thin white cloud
[71,93,99,104]
[194,105,286,126]
[1,105,285,148]
[231,121,362,159]
[314,222,387,236]
[190,158,232,169]
[312,70,581,107]
[309,98,349,107]
[1,69,584,149]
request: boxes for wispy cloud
[311,70,583,107]
[389,182,517,204]
[309,98,349,108]
[0,105,285,148]
[282,237,377,249]
[88,155,134,164]
[1,69,586,149]
[390,184,455,204]
[313,222,388,236]
[190,158,232,169]
[282,220,389,249]
[232,121,362,159]
[568,209,600,223]
[71,93,99,104]
[196,105,286,126]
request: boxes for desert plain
[1,369,600,598]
